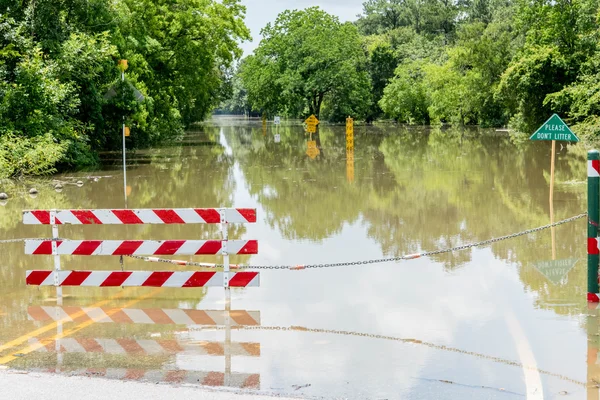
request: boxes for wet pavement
[0,116,595,399]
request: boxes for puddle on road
[0,117,594,399]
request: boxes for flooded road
[0,116,594,399]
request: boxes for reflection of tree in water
[225,122,588,316]
[225,124,380,241]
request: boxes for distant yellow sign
[124,126,130,137]
[306,140,320,159]
[305,114,319,133]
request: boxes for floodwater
[0,116,595,399]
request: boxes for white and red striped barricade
[22,208,259,289]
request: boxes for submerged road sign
[530,114,579,142]
[306,140,320,159]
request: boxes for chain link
[0,238,62,244]
[125,213,587,270]
[189,324,584,387]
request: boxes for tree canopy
[239,7,371,121]
[0,0,249,177]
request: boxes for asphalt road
[0,369,301,400]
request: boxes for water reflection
[13,296,261,390]
[0,117,595,398]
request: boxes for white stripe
[22,211,42,224]
[205,272,224,287]
[83,307,112,323]
[134,241,161,255]
[24,240,43,254]
[44,306,72,322]
[93,210,122,224]
[175,241,205,255]
[227,240,247,254]
[163,309,195,325]
[225,209,245,223]
[43,272,57,286]
[174,209,205,223]
[122,308,154,324]
[55,211,80,224]
[205,311,225,325]
[590,161,600,178]
[136,340,165,355]
[56,240,83,255]
[81,271,112,287]
[122,271,152,287]
[94,241,122,255]
[144,370,166,381]
[163,272,195,287]
[95,339,126,354]
[61,338,86,353]
[136,210,163,224]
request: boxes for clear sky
[239,0,365,56]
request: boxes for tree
[240,7,371,120]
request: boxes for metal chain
[126,213,587,270]
[190,324,584,387]
[0,238,62,244]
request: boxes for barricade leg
[588,150,600,302]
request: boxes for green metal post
[588,150,600,302]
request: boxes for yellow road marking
[0,288,162,364]
[0,288,159,362]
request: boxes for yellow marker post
[346,117,354,182]
[124,126,130,137]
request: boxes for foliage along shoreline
[0,0,249,179]
[222,0,600,145]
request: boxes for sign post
[118,60,128,206]
[530,114,579,261]
[274,116,280,143]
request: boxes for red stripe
[61,271,92,286]
[73,241,102,255]
[71,210,102,225]
[153,210,185,224]
[238,240,258,254]
[195,241,222,255]
[203,372,224,386]
[78,338,103,353]
[589,238,599,255]
[100,271,132,287]
[112,210,144,224]
[183,272,217,287]
[242,374,260,389]
[229,272,258,287]
[589,293,600,303]
[195,209,221,223]
[30,211,51,224]
[594,160,600,175]
[32,241,54,255]
[155,240,185,255]
[142,272,174,287]
[113,241,144,255]
[26,271,52,285]
[237,208,257,223]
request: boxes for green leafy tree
[240,7,371,120]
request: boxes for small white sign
[274,134,281,143]
[274,116,281,125]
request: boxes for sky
[239,0,366,56]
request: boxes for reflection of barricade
[22,208,260,289]
[28,306,260,326]
[34,368,259,388]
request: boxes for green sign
[530,114,579,142]
[531,258,579,285]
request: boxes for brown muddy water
[0,116,595,399]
